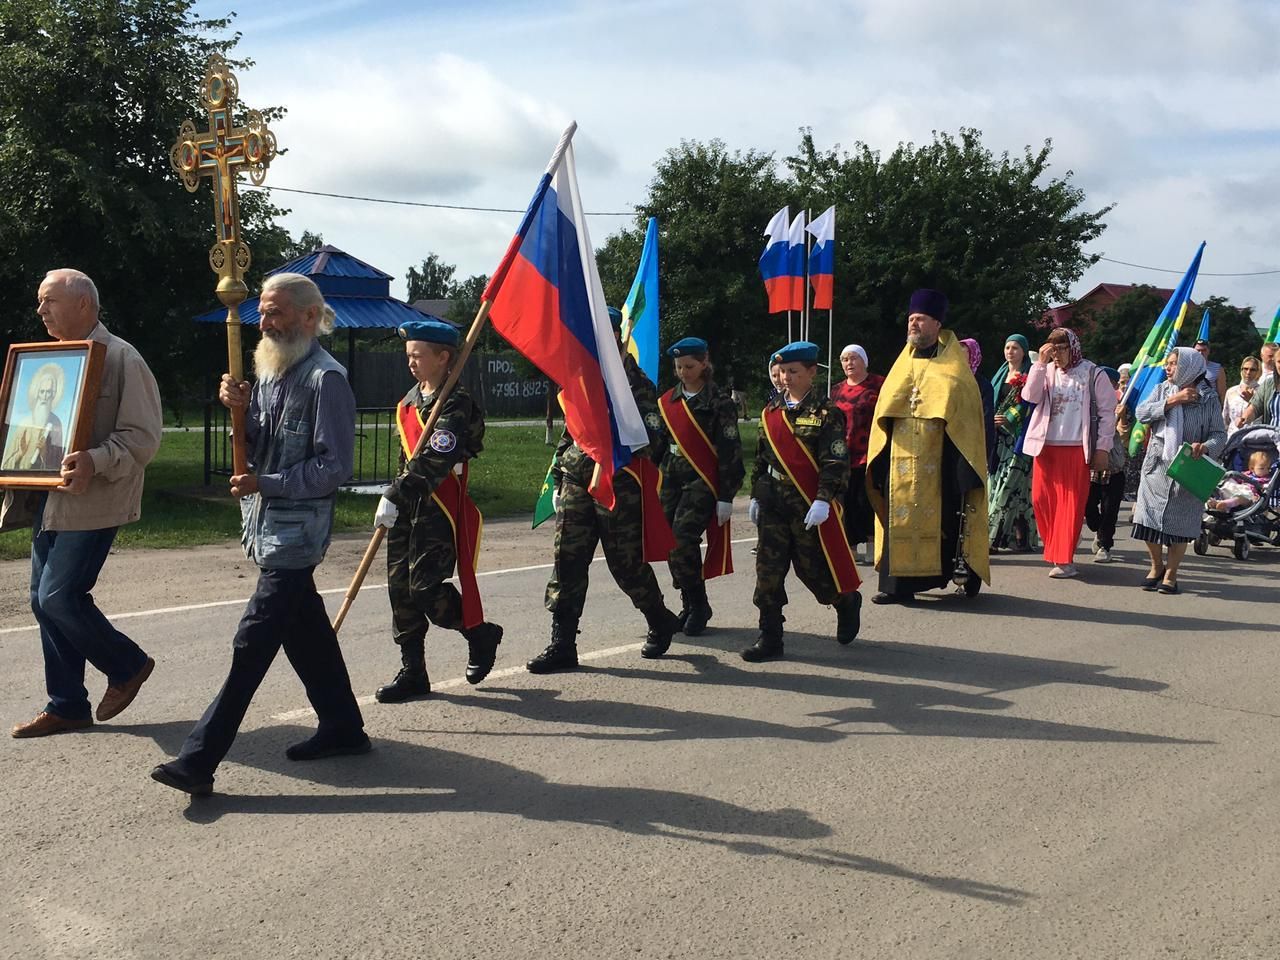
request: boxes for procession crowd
[6,268,1277,800]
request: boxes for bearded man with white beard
[152,272,368,796]
[3,368,66,471]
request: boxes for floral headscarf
[1051,327,1084,369]
[960,338,982,375]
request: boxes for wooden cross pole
[170,54,278,478]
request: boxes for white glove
[374,496,399,530]
[749,498,761,526]
[716,501,733,526]
[803,499,830,530]
[552,487,561,513]
[452,462,464,476]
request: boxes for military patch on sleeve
[832,439,847,457]
[429,429,457,453]
[724,423,738,439]
[796,416,823,427]
[645,412,661,430]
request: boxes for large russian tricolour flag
[483,123,648,510]
[758,206,792,314]
[807,205,835,310]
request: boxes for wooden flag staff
[331,299,492,632]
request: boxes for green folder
[1165,443,1225,501]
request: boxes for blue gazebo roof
[193,245,444,328]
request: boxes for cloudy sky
[193,0,1280,324]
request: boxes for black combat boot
[526,618,579,674]
[679,583,713,637]
[835,592,862,645]
[640,607,682,659]
[741,609,785,662]
[463,622,504,684]
[376,646,430,703]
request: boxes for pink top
[1020,358,1116,459]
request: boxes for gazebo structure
[193,244,446,392]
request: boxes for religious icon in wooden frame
[0,340,106,488]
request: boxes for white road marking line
[269,642,645,722]
[0,535,759,636]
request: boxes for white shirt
[1046,364,1088,445]
[1223,383,1256,437]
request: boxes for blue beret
[908,288,948,323]
[607,306,624,329]
[667,337,708,358]
[398,319,459,346]
[770,341,819,365]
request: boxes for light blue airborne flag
[1197,307,1211,343]
[621,217,660,381]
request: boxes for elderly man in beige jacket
[6,269,163,738]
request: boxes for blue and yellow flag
[621,217,660,381]
[1264,304,1280,346]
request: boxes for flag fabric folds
[1122,241,1205,415]
[1264,305,1280,346]
[1197,307,1210,343]
[484,127,648,510]
[758,206,792,314]
[807,205,835,311]
[621,217,660,382]
[785,210,807,312]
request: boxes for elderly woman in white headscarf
[1132,346,1227,594]
[829,343,884,553]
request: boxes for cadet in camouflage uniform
[655,337,744,645]
[746,341,862,662]
[527,308,680,673]
[374,320,503,702]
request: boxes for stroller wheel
[1209,534,1222,546]
[1233,538,1251,561]
[1193,535,1208,556]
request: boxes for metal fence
[203,402,400,487]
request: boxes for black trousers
[1084,472,1126,551]
[177,567,364,777]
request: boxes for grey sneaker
[1049,564,1079,579]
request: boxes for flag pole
[332,121,579,632]
[803,207,811,341]
[827,306,833,394]
[787,309,793,343]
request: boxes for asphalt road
[1,507,1277,960]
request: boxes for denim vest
[240,347,345,569]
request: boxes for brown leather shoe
[11,711,93,738]
[96,656,155,722]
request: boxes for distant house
[1042,283,1183,333]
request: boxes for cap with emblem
[770,341,819,365]
[398,319,460,346]
[667,337,708,358]
[607,306,624,330]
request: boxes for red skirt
[1031,444,1091,564]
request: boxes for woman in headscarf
[986,334,1039,552]
[1020,327,1117,579]
[960,339,996,466]
[1132,346,1227,594]
[828,344,884,553]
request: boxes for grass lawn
[0,421,761,560]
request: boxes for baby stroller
[1195,423,1280,561]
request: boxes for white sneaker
[1094,548,1112,563]
[1049,564,1079,579]
[1092,535,1101,554]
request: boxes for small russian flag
[785,210,807,312]
[758,206,792,314]
[807,205,835,311]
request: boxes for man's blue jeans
[30,495,149,721]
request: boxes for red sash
[658,389,732,579]
[761,405,860,594]
[615,457,676,564]
[397,401,485,629]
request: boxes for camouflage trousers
[753,483,841,612]
[387,504,462,652]
[659,465,717,590]
[545,470,665,621]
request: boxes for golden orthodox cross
[170,54,278,477]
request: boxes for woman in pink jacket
[1020,328,1117,579]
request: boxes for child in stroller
[1196,424,1280,560]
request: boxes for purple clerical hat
[908,288,948,323]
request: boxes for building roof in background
[1044,282,1180,328]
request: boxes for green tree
[1196,298,1261,380]
[0,0,297,413]
[279,229,325,262]
[405,253,456,302]
[1078,286,1168,367]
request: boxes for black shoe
[682,592,712,637]
[641,609,681,659]
[463,622,503,685]
[285,731,372,762]
[870,591,912,605]
[741,635,784,662]
[150,761,213,797]
[836,592,862,645]
[376,666,430,703]
[1157,578,1180,595]
[526,642,579,673]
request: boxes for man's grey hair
[261,272,336,335]
[44,269,99,314]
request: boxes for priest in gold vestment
[867,289,991,603]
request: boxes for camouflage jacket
[555,353,665,488]
[383,382,485,509]
[752,389,848,504]
[660,381,745,501]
